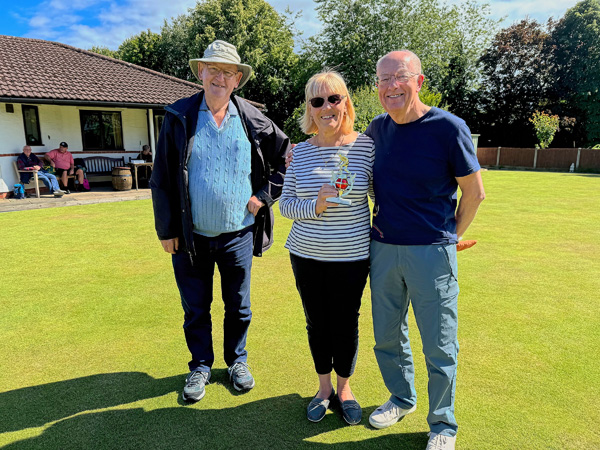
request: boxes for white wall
[0,102,151,192]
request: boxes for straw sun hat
[189,40,253,91]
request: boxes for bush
[530,111,560,149]
[283,104,308,144]
[352,85,385,133]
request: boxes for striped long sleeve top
[280,133,375,262]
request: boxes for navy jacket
[17,152,44,184]
[150,91,290,257]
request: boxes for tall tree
[305,0,498,93]
[158,0,300,124]
[477,19,554,146]
[440,41,478,126]
[118,30,162,71]
[552,0,600,146]
[89,46,120,59]
[91,0,300,126]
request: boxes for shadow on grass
[3,395,428,449]
[563,172,600,177]
[0,372,181,433]
[1,372,428,448]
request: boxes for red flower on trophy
[335,178,349,190]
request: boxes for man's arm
[150,113,183,251]
[31,154,42,170]
[455,170,485,239]
[16,155,28,170]
[44,152,54,167]
[252,121,291,207]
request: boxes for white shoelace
[188,371,209,387]
[376,400,400,418]
[427,432,455,450]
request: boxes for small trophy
[327,155,356,205]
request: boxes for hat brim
[189,58,253,91]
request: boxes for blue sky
[0,0,580,50]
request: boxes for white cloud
[23,0,198,49]
[48,0,102,10]
[29,15,52,28]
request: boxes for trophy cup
[327,155,356,205]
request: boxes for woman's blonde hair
[300,70,355,135]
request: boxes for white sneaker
[53,190,65,197]
[369,400,416,429]
[426,432,456,450]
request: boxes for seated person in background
[137,144,153,162]
[17,145,64,197]
[44,141,84,192]
[135,144,153,186]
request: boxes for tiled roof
[0,35,204,106]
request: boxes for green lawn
[0,170,598,449]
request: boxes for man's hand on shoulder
[285,148,294,169]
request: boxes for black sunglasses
[309,94,346,108]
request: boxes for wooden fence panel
[456,147,599,170]
[536,149,578,169]
[499,147,535,167]
[579,149,600,169]
[477,147,498,166]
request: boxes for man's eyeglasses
[309,94,346,108]
[205,64,238,79]
[377,72,419,86]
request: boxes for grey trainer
[182,369,210,402]
[369,400,416,429]
[227,362,255,391]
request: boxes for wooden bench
[78,156,126,183]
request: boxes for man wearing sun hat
[151,40,290,402]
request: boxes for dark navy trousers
[172,226,253,373]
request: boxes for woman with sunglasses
[280,70,375,425]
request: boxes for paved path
[0,186,151,213]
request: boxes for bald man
[366,50,485,450]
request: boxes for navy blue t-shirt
[365,107,480,245]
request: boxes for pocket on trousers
[438,244,458,281]
[436,278,459,348]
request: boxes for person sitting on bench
[44,142,84,192]
[17,145,65,197]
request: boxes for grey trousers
[370,240,459,437]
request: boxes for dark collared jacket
[17,152,44,184]
[150,91,290,257]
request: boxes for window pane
[81,112,102,149]
[22,106,42,146]
[80,110,123,150]
[102,112,123,150]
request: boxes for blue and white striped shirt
[280,133,375,261]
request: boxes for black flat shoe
[340,398,362,425]
[307,388,336,422]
